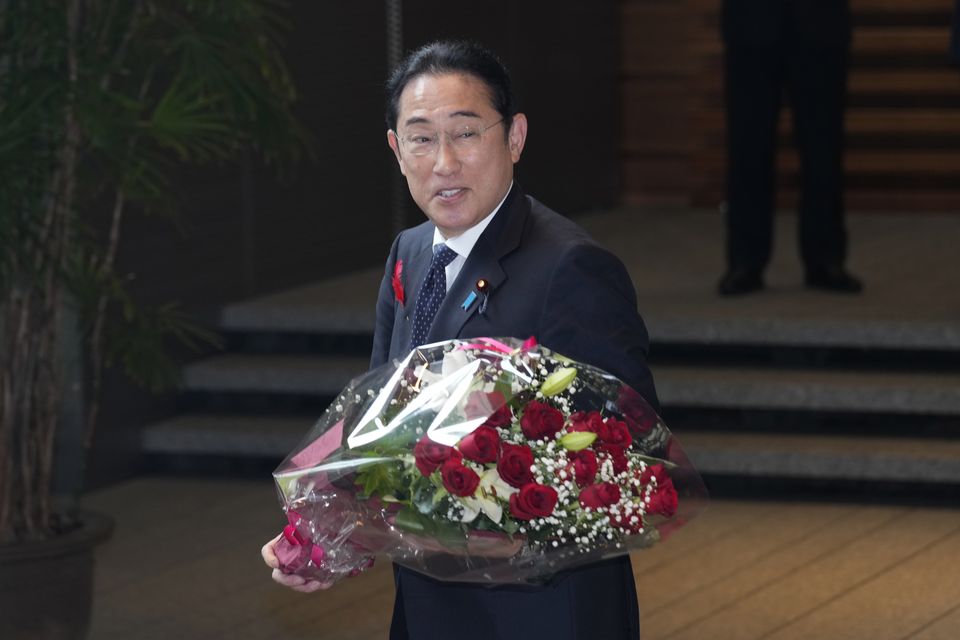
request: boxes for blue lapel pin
[461,291,478,311]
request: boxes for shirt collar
[432,181,513,258]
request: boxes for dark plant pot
[0,511,113,640]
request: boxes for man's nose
[432,136,460,174]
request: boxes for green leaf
[355,461,405,499]
[413,483,439,515]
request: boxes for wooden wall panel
[620,0,698,204]
[620,0,960,212]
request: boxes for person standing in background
[718,0,863,296]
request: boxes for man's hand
[261,534,335,593]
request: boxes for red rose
[611,507,645,534]
[618,387,658,435]
[520,401,564,440]
[639,463,670,486]
[458,425,501,464]
[578,482,622,510]
[509,483,559,520]
[646,478,679,517]
[497,442,535,488]
[597,417,632,449]
[566,450,598,487]
[464,391,513,429]
[597,444,629,474]
[441,459,481,497]
[567,410,604,433]
[413,435,462,477]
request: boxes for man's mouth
[436,188,465,200]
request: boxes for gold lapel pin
[476,279,490,314]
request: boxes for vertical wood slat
[620,1,699,204]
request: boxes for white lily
[456,468,519,523]
[458,497,482,523]
[480,467,518,500]
[441,349,471,378]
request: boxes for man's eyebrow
[402,110,483,127]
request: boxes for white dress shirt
[432,182,513,292]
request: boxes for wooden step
[850,69,960,94]
[855,26,952,55]
[647,70,960,105]
[688,26,953,58]
[681,109,960,138]
[693,149,960,175]
[682,0,954,12]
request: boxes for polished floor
[87,477,960,640]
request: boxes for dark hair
[385,40,516,136]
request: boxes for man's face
[387,73,527,238]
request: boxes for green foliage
[355,460,406,501]
[0,0,308,388]
[0,0,310,539]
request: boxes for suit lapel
[428,185,528,343]
[395,228,434,355]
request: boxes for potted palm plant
[0,1,308,636]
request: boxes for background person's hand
[261,533,335,593]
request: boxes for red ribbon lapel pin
[392,259,405,306]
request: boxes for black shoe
[805,265,863,293]
[718,267,764,296]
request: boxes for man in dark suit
[718,0,863,295]
[264,40,657,639]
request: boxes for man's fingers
[271,568,306,587]
[272,569,333,592]
[261,534,282,569]
[293,579,334,593]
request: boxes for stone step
[215,207,960,353]
[654,364,960,415]
[182,354,370,395]
[679,431,960,485]
[142,414,311,458]
[220,278,960,352]
[219,269,381,335]
[181,354,960,417]
[140,414,960,485]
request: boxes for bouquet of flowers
[272,337,707,585]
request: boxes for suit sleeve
[537,243,660,412]
[370,233,401,369]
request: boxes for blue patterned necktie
[411,243,459,348]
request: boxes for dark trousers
[389,555,640,640]
[724,37,850,271]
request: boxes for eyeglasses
[395,118,505,157]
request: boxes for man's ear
[507,113,528,163]
[386,130,406,176]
